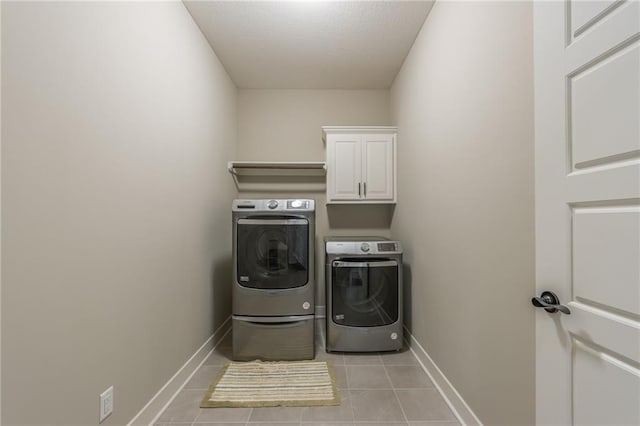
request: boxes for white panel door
[534,1,640,425]
[362,134,395,201]
[328,135,361,201]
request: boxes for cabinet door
[362,134,395,201]
[327,135,362,201]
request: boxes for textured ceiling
[183,1,434,89]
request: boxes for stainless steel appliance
[325,237,403,352]
[232,199,315,360]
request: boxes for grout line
[162,322,457,426]
[344,352,355,423]
[382,361,410,424]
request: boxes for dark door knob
[532,291,571,315]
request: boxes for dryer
[325,237,403,352]
[232,199,315,361]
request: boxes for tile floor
[155,320,460,426]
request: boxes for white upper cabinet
[323,126,397,203]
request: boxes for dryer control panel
[325,240,402,255]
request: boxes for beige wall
[390,2,535,425]
[237,89,392,306]
[2,2,537,424]
[1,2,236,425]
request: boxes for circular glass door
[236,218,309,289]
[331,260,398,327]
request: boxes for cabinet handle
[358,182,361,197]
[364,182,367,197]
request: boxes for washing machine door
[236,218,309,289]
[331,260,399,327]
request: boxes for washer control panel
[232,199,314,212]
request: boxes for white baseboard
[126,317,479,425]
[127,317,232,426]
[404,326,483,426]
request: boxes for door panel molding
[535,0,640,424]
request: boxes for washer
[232,199,315,361]
[325,237,403,352]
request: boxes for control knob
[267,200,278,209]
[360,243,370,252]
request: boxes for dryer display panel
[331,260,398,327]
[236,218,309,289]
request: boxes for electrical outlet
[99,386,114,423]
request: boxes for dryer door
[331,260,398,327]
[236,218,309,289]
